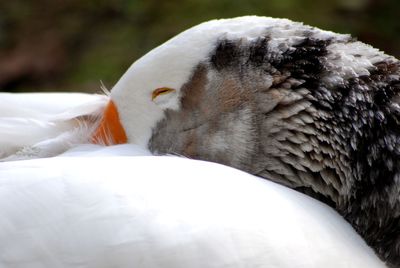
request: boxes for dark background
[1,0,399,93]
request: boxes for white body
[0,145,386,268]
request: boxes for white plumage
[0,93,107,160]
[0,146,385,268]
[0,16,394,267]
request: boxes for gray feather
[149,22,400,267]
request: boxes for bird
[1,16,399,266]
[0,144,387,268]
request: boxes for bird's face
[92,16,292,150]
[91,15,374,179]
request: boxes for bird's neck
[256,108,354,209]
[258,98,400,265]
[258,74,400,266]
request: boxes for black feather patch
[211,40,242,70]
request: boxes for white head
[92,15,388,159]
[107,16,307,147]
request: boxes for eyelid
[152,87,176,101]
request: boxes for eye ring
[152,87,176,101]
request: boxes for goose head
[92,16,299,147]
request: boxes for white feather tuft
[0,93,108,160]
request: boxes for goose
[1,16,399,265]
[0,145,386,268]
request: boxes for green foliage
[0,0,399,92]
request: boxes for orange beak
[91,100,128,145]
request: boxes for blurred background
[0,0,399,93]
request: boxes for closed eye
[152,87,176,101]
